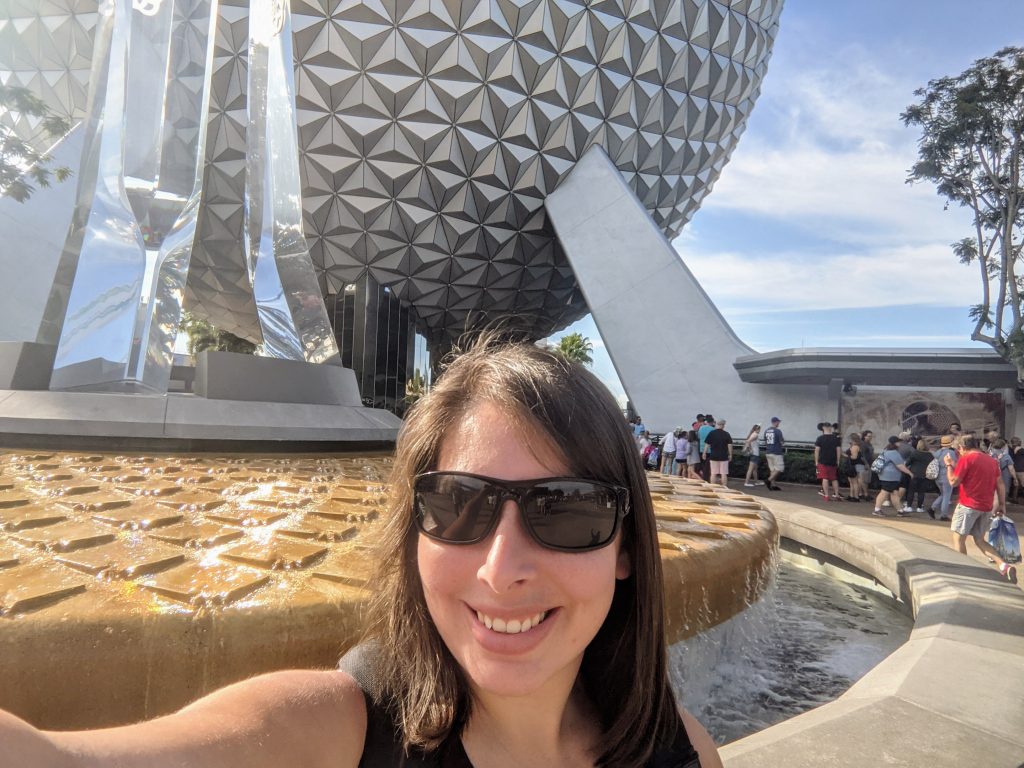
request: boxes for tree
[179,311,257,356]
[555,332,594,365]
[0,85,72,202]
[902,46,1024,377]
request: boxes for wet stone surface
[0,451,393,616]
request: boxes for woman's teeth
[475,610,548,633]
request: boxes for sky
[547,0,1024,408]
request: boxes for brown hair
[362,338,678,766]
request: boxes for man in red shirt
[944,435,1017,583]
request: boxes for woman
[873,435,913,518]
[859,430,875,497]
[930,435,957,520]
[843,433,864,502]
[4,340,721,768]
[685,429,702,480]
[903,440,934,514]
[675,429,691,476]
[742,424,762,487]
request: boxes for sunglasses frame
[412,470,631,553]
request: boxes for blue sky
[548,0,1024,406]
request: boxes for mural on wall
[841,389,1006,443]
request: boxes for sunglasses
[413,471,630,552]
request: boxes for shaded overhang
[733,347,1019,389]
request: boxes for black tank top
[340,645,702,768]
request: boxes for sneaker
[916,507,924,514]
[896,509,911,517]
[882,500,891,507]
[900,505,913,513]
[817,490,828,498]
[768,484,782,492]
[744,482,755,487]
[872,509,885,517]
[927,508,936,519]
[1000,563,1018,584]
[831,495,842,500]
[845,497,860,502]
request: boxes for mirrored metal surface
[244,0,339,364]
[48,0,218,392]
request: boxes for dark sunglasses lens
[415,475,498,543]
[525,481,620,549]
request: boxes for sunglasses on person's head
[413,471,630,552]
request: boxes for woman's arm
[680,708,723,768]
[7,670,367,768]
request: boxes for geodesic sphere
[0,0,783,345]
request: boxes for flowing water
[670,559,913,745]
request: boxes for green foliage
[0,85,72,202]
[555,332,594,366]
[179,311,257,356]
[902,46,1024,375]
[404,368,428,404]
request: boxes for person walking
[674,429,691,476]
[814,422,842,501]
[873,436,913,517]
[943,435,1018,583]
[903,439,934,514]
[697,415,715,482]
[660,428,677,475]
[859,430,875,498]
[685,429,701,479]
[763,416,785,491]
[930,434,957,521]
[1011,437,1024,503]
[743,424,762,487]
[844,432,865,501]
[704,419,733,488]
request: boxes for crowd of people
[631,414,1019,584]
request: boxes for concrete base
[0,342,57,390]
[194,351,362,406]
[0,389,401,449]
[721,500,1024,768]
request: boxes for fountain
[0,450,777,729]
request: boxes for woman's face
[417,401,630,700]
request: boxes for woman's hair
[886,435,900,449]
[916,439,927,451]
[363,337,677,767]
[861,430,872,440]
[687,429,698,442]
[848,432,862,445]
[992,437,1007,450]
[748,424,760,436]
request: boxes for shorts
[766,454,784,473]
[951,504,991,537]
[816,464,837,481]
[899,473,911,490]
[879,479,900,492]
[709,460,730,477]
[748,455,760,465]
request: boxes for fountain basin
[0,452,777,729]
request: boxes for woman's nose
[477,498,537,592]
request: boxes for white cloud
[677,242,981,314]
[698,42,974,248]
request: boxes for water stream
[670,559,913,745]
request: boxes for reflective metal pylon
[244,0,340,364]
[48,0,219,392]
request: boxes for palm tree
[556,333,593,366]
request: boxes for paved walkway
[729,479,1022,586]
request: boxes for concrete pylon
[546,146,826,435]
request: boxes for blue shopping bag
[987,517,1022,564]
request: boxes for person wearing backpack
[872,436,913,517]
[903,440,934,514]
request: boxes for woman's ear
[616,546,631,579]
